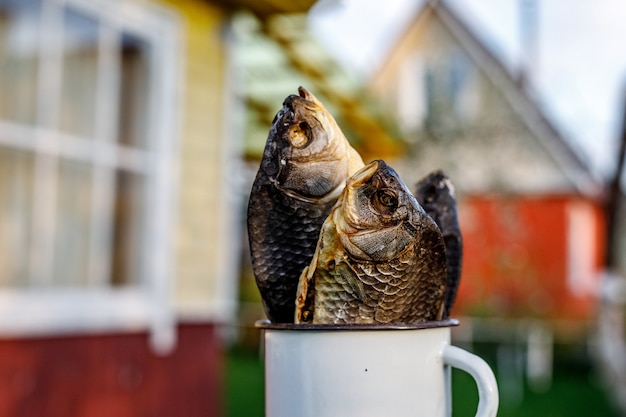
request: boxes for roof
[211,0,317,19]
[372,0,603,197]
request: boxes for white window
[0,0,181,352]
[423,49,477,136]
[397,52,426,132]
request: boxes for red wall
[454,194,605,320]
[0,323,223,417]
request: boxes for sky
[307,0,626,181]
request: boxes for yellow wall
[156,0,235,319]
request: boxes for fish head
[336,160,432,262]
[264,87,361,203]
[414,170,458,230]
[414,170,456,208]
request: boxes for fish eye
[288,121,311,148]
[372,190,398,214]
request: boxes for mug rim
[255,318,459,331]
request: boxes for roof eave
[210,0,317,19]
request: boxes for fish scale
[311,247,439,325]
[248,186,332,323]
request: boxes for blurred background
[1,0,626,415]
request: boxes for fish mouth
[347,160,380,188]
[297,86,326,109]
[280,88,324,146]
[284,87,320,112]
[339,161,380,229]
[298,86,313,101]
[283,88,334,132]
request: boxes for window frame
[0,0,182,352]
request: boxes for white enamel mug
[258,319,498,417]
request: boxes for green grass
[225,348,265,417]
[451,342,619,417]
[450,367,617,417]
[225,344,619,417]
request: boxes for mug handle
[442,345,499,417]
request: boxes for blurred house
[0,0,315,415]
[369,0,605,332]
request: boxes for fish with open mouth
[414,170,462,318]
[295,160,447,324]
[247,87,364,323]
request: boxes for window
[423,49,477,137]
[0,0,181,351]
[396,52,426,133]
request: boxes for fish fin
[295,263,317,323]
[436,298,445,320]
[442,233,463,318]
[336,262,365,302]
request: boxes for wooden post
[597,88,626,415]
[605,90,626,269]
